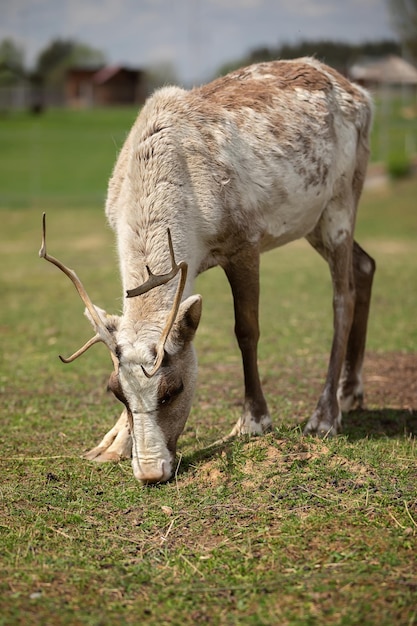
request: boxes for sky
[1,0,397,84]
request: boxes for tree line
[0,36,404,91]
[220,1,414,74]
[0,0,416,88]
[0,39,106,87]
[217,39,402,77]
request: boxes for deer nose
[132,459,168,484]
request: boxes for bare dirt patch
[190,351,416,487]
[364,351,417,411]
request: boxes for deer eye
[159,381,184,407]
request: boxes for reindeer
[40,57,375,484]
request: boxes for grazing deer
[40,57,375,484]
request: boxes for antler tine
[126,228,188,378]
[39,213,109,338]
[39,213,115,363]
[141,258,188,378]
[126,229,179,298]
[58,333,103,363]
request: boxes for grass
[0,108,137,208]
[1,177,416,624]
[0,91,416,208]
[371,92,417,171]
[0,106,416,624]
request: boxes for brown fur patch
[196,61,333,113]
[324,64,366,100]
[107,371,133,430]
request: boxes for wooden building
[349,55,417,90]
[66,66,147,107]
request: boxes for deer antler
[126,229,182,297]
[58,334,102,363]
[126,229,188,378]
[39,213,115,362]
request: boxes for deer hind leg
[83,409,132,462]
[338,241,375,411]
[223,246,272,437]
[304,215,356,437]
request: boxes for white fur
[82,58,372,481]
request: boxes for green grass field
[0,107,416,625]
[0,92,416,209]
[0,108,137,209]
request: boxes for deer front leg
[223,246,272,437]
[304,238,355,437]
[83,409,132,462]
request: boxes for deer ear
[84,306,120,335]
[175,295,202,345]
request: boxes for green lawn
[0,177,416,624]
[371,92,417,171]
[0,108,137,208]
[0,108,416,625]
[0,94,416,208]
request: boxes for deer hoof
[90,451,124,462]
[82,448,128,462]
[303,411,341,438]
[337,376,364,412]
[338,389,364,412]
[82,446,107,461]
[82,441,132,462]
[228,413,272,438]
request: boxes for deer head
[39,214,202,483]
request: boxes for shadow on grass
[342,408,417,441]
[177,438,235,478]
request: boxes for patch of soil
[364,351,417,411]
[184,353,417,488]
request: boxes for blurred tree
[388,0,417,61]
[145,61,180,91]
[277,40,401,71]
[216,39,402,77]
[36,39,106,85]
[0,38,25,85]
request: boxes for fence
[0,85,65,112]
[0,93,416,209]
[0,106,138,209]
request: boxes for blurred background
[0,0,416,208]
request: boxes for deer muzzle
[132,457,173,484]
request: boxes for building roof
[93,65,140,85]
[350,55,417,85]
[93,66,122,85]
